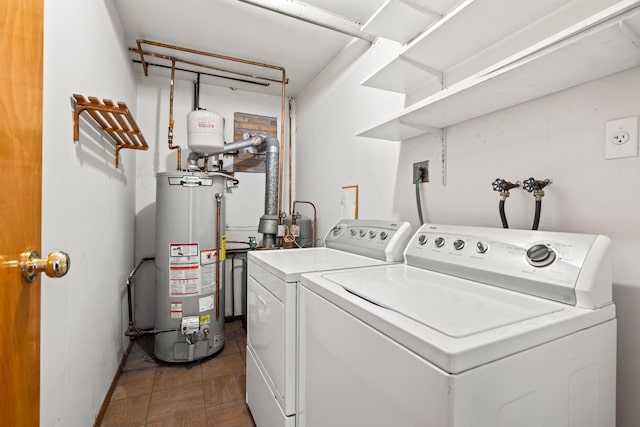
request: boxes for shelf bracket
[619,20,640,49]
[73,94,149,168]
[441,127,447,186]
[398,0,442,21]
[399,56,444,81]
[398,118,438,132]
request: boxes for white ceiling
[112,0,386,97]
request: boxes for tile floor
[101,320,255,427]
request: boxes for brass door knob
[21,250,70,282]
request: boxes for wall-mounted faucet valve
[522,178,551,201]
[492,178,520,200]
[522,178,551,230]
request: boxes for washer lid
[333,266,561,338]
[248,247,387,282]
[302,264,615,373]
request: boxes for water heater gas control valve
[181,316,200,335]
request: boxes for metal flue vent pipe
[259,138,280,248]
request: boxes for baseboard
[93,340,134,427]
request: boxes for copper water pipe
[130,48,283,85]
[168,60,181,171]
[215,193,223,319]
[138,39,286,75]
[292,200,317,247]
[134,40,288,215]
[136,39,148,76]
[279,73,286,219]
[288,98,293,215]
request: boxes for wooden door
[0,0,44,425]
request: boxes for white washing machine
[246,219,413,427]
[298,224,617,427]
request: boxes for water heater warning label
[169,243,201,297]
[170,302,183,319]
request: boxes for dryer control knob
[418,234,427,245]
[359,229,366,237]
[453,239,465,250]
[434,237,445,248]
[350,229,357,236]
[369,230,377,239]
[526,244,556,267]
[380,232,388,241]
[476,242,488,254]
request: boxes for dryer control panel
[405,224,612,309]
[324,219,412,262]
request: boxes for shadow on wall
[74,111,129,182]
[613,282,640,427]
[134,202,156,330]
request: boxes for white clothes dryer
[298,224,616,427]
[246,219,412,427]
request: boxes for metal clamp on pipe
[492,179,520,229]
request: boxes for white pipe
[238,0,376,42]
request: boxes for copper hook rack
[72,94,149,168]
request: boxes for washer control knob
[526,244,556,267]
[434,237,445,248]
[380,232,388,241]
[476,242,488,254]
[453,239,465,250]
[332,226,341,236]
[359,229,366,237]
[369,230,377,239]
[350,229,357,236]
[418,234,428,246]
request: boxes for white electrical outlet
[605,116,638,160]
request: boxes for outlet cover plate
[413,161,429,183]
[605,116,638,160]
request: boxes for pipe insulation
[259,138,281,248]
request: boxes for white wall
[295,39,406,232]
[41,1,137,426]
[134,76,283,325]
[295,40,640,426]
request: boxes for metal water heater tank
[187,110,225,154]
[154,171,227,362]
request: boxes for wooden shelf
[73,94,148,168]
[362,0,629,95]
[357,3,640,141]
[361,0,453,44]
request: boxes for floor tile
[202,352,245,379]
[145,408,208,427]
[102,320,252,426]
[204,373,245,407]
[100,394,150,427]
[153,364,203,392]
[222,336,241,355]
[205,401,255,427]
[147,382,206,423]
[111,368,156,401]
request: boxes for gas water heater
[154,171,228,363]
[154,109,232,363]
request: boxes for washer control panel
[325,219,413,262]
[405,224,612,308]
